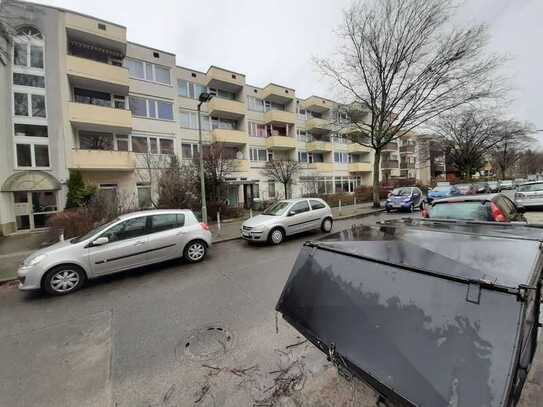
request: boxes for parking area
[0,209,541,406]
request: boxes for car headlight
[28,254,46,266]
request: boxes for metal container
[276,219,542,406]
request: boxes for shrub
[46,210,95,240]
[65,170,95,209]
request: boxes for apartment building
[0,1,425,235]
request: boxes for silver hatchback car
[17,209,212,295]
[241,198,333,245]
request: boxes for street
[0,209,542,406]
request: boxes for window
[126,58,171,84]
[14,92,46,118]
[290,200,310,215]
[298,151,313,163]
[137,183,152,209]
[97,184,118,207]
[13,38,44,69]
[131,135,174,154]
[249,147,267,161]
[14,93,28,116]
[268,182,275,198]
[297,130,311,142]
[79,131,114,150]
[309,200,326,210]
[247,96,265,112]
[211,117,237,130]
[178,80,207,99]
[265,101,285,112]
[334,152,348,163]
[31,94,46,117]
[297,108,307,120]
[129,97,174,120]
[116,135,129,151]
[131,136,148,153]
[179,110,210,130]
[113,95,126,109]
[102,216,148,242]
[74,88,111,107]
[150,214,181,233]
[14,124,48,138]
[160,138,174,155]
[13,73,45,88]
[16,143,49,168]
[182,143,199,159]
[209,88,235,100]
[248,122,266,138]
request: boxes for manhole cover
[177,325,234,361]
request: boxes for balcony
[211,128,248,145]
[348,162,372,173]
[400,145,415,154]
[307,141,333,153]
[381,160,400,169]
[68,102,132,133]
[263,110,296,125]
[400,161,416,169]
[70,149,136,171]
[311,162,334,172]
[262,83,295,104]
[347,143,371,154]
[207,98,245,119]
[306,117,331,134]
[66,55,129,94]
[65,12,126,51]
[265,136,296,150]
[206,66,245,92]
[382,142,399,151]
[303,96,332,113]
[232,159,250,172]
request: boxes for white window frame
[130,134,176,155]
[248,121,266,138]
[181,142,200,159]
[14,136,50,169]
[179,109,210,130]
[129,96,174,121]
[126,57,171,85]
[249,147,268,162]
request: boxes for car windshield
[517,183,543,192]
[430,202,490,221]
[71,218,120,243]
[391,188,411,196]
[432,186,451,193]
[263,201,290,216]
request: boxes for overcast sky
[37,0,542,133]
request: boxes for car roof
[518,181,543,186]
[431,193,500,204]
[118,209,193,220]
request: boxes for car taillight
[200,223,209,231]
[421,208,429,218]
[490,202,506,222]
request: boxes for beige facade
[0,1,429,234]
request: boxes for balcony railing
[68,102,132,132]
[400,162,416,169]
[265,135,296,150]
[70,149,136,171]
[381,160,399,169]
[400,145,415,154]
[383,142,399,151]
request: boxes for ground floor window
[137,183,152,208]
[268,181,276,199]
[97,184,118,203]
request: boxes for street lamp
[197,92,213,224]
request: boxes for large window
[126,58,170,85]
[79,131,114,150]
[334,152,348,163]
[178,80,207,99]
[13,26,44,69]
[297,129,311,142]
[131,135,174,154]
[74,87,112,107]
[249,147,267,161]
[248,122,266,138]
[298,151,313,164]
[14,124,47,138]
[13,73,45,88]
[15,142,49,168]
[179,110,210,130]
[211,117,237,130]
[14,92,46,118]
[137,183,152,209]
[129,96,173,120]
[247,96,265,112]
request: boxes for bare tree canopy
[492,134,534,180]
[263,159,301,199]
[434,107,533,179]
[317,0,505,206]
[192,143,234,203]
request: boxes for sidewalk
[0,202,383,283]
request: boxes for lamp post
[197,92,213,224]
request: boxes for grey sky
[37,0,542,132]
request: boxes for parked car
[277,219,542,407]
[455,183,477,195]
[488,180,500,192]
[515,181,543,207]
[17,210,212,295]
[240,198,333,245]
[475,182,491,194]
[426,184,461,203]
[500,180,514,190]
[384,187,423,212]
[422,193,526,222]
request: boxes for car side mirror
[92,236,109,246]
[517,205,526,214]
[288,210,296,217]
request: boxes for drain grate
[177,325,234,361]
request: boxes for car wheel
[42,265,86,296]
[321,217,333,233]
[268,228,285,245]
[184,240,207,263]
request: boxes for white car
[514,181,543,207]
[17,210,212,295]
[241,198,333,245]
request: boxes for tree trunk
[372,150,381,208]
[284,183,288,199]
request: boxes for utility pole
[197,92,213,223]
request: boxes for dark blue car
[385,187,423,212]
[426,185,461,203]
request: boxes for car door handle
[133,241,146,247]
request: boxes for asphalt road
[0,209,541,406]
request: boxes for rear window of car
[430,201,491,221]
[517,183,543,192]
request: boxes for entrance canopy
[2,171,61,192]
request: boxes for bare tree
[517,150,543,179]
[434,108,532,179]
[192,143,235,203]
[492,135,534,180]
[158,155,199,209]
[137,152,172,208]
[263,159,301,199]
[316,0,505,206]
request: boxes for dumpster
[276,219,542,407]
